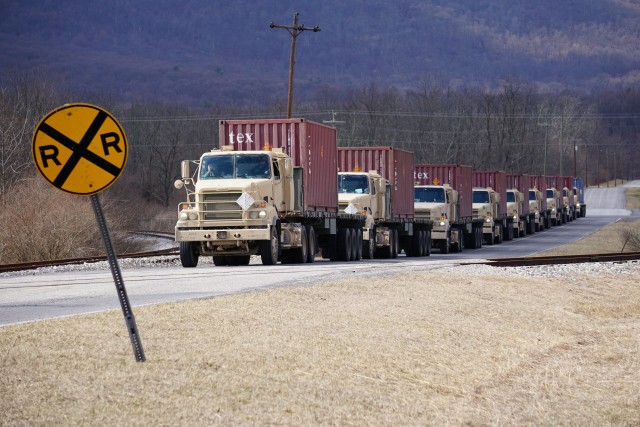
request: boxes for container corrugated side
[472,171,507,217]
[414,164,473,220]
[219,118,338,212]
[338,147,414,218]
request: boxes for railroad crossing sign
[32,103,128,196]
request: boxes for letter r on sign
[101,132,122,155]
[39,145,62,168]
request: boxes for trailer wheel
[260,225,280,265]
[337,227,352,261]
[423,230,432,256]
[180,242,199,268]
[354,228,363,261]
[391,229,399,258]
[305,225,317,263]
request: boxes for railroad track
[482,251,640,267]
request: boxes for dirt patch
[2,267,639,425]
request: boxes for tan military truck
[506,189,526,237]
[414,164,484,253]
[174,118,364,267]
[472,171,511,244]
[338,147,432,259]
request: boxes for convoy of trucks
[174,118,588,267]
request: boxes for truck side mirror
[181,160,191,180]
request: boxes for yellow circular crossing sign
[32,103,128,196]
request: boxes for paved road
[585,180,639,216]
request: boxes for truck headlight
[189,212,197,220]
[513,215,518,221]
[180,212,188,220]
[249,211,258,219]
[439,221,445,226]
[259,210,267,219]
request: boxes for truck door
[272,158,284,211]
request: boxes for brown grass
[626,187,640,209]
[2,267,639,425]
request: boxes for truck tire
[504,224,513,241]
[391,229,399,258]
[260,225,280,265]
[423,230,432,256]
[337,227,352,261]
[354,228,363,261]
[440,236,450,254]
[305,225,316,263]
[289,225,308,264]
[227,256,250,266]
[212,255,227,266]
[180,242,199,268]
[363,228,375,259]
[495,224,503,244]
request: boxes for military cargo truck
[573,177,587,218]
[472,171,510,244]
[527,175,548,231]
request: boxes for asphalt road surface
[1,182,638,327]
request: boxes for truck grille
[414,210,431,220]
[472,209,480,220]
[201,192,243,220]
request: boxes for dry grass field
[2,262,640,425]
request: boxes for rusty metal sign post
[32,103,145,362]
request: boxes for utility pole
[270,13,320,118]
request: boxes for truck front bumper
[175,227,271,243]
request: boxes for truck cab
[337,171,392,258]
[415,184,462,253]
[506,189,526,237]
[472,187,503,244]
[175,146,299,267]
[528,188,545,231]
[546,187,563,226]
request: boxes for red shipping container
[338,147,414,218]
[219,118,338,212]
[473,171,507,218]
[506,173,530,215]
[528,175,548,211]
[414,164,473,221]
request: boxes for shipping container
[472,170,507,218]
[506,173,530,215]
[573,177,585,204]
[338,147,414,218]
[528,175,548,211]
[219,118,338,212]
[414,164,473,221]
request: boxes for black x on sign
[32,104,128,196]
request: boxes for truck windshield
[529,190,536,201]
[546,189,554,198]
[414,187,445,203]
[472,191,490,204]
[200,154,271,180]
[506,192,515,203]
[338,174,369,194]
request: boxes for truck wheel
[363,228,375,259]
[227,256,250,266]
[354,228,363,260]
[423,230,432,256]
[504,224,513,241]
[337,227,352,261]
[260,225,280,265]
[391,229,399,258]
[290,225,308,264]
[180,242,199,268]
[495,224,503,244]
[305,225,316,263]
[440,236,450,254]
[212,255,227,266]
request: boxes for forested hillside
[1,0,639,106]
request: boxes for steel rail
[0,247,179,274]
[481,251,640,267]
